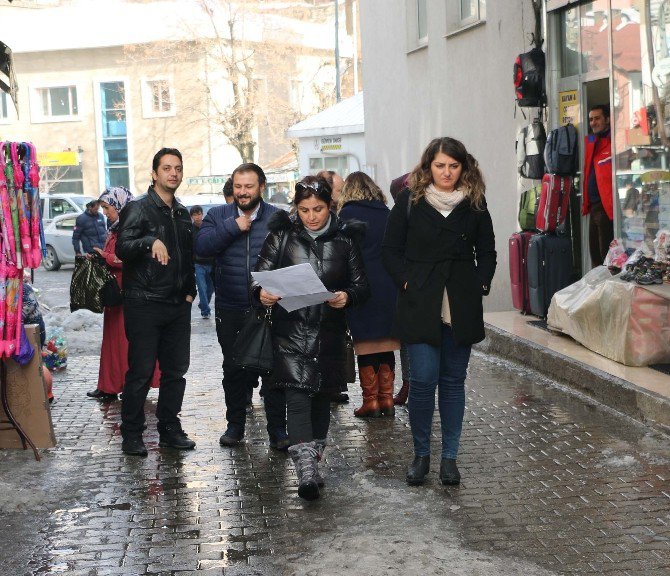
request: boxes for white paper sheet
[251,263,333,312]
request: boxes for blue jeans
[406,324,472,459]
[194,263,214,316]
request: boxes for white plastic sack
[548,267,670,366]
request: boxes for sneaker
[202,313,210,319]
[122,436,148,457]
[269,428,290,451]
[158,425,196,450]
[219,426,243,447]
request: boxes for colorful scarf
[98,186,133,231]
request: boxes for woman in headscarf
[86,187,160,401]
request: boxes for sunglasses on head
[295,181,326,194]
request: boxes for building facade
[359,0,663,311]
[0,0,358,197]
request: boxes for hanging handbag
[101,275,123,307]
[70,255,117,313]
[232,230,290,374]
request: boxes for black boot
[406,455,430,486]
[158,425,196,450]
[439,458,461,485]
[122,436,148,457]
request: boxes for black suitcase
[527,233,573,318]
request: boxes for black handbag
[101,276,123,307]
[232,306,274,375]
[70,255,120,313]
[232,231,290,375]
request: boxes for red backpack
[513,48,546,108]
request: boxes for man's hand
[152,239,170,265]
[326,291,348,309]
[236,215,252,232]
[260,288,281,307]
[185,295,194,303]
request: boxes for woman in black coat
[254,175,370,501]
[338,172,399,418]
[382,137,496,487]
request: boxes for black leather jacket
[116,186,196,304]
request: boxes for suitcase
[509,231,535,314]
[536,174,571,233]
[527,233,573,318]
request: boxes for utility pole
[334,0,341,102]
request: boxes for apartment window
[141,78,175,118]
[100,81,130,189]
[0,92,8,120]
[41,165,84,196]
[447,0,486,36]
[407,0,428,51]
[38,86,78,117]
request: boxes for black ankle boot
[406,455,430,486]
[158,425,196,450]
[439,458,461,485]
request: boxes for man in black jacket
[72,200,106,256]
[116,148,197,456]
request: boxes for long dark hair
[408,137,486,210]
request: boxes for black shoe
[439,458,461,485]
[329,392,349,404]
[269,428,290,451]
[158,425,196,450]
[406,455,430,486]
[87,389,117,401]
[219,426,243,447]
[122,437,148,457]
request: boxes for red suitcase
[536,174,571,233]
[509,231,534,314]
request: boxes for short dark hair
[589,104,610,119]
[152,148,183,172]
[222,177,233,198]
[231,163,266,186]
[189,205,203,216]
[294,175,332,207]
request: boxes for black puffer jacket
[253,211,370,395]
[116,186,196,304]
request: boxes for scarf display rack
[0,141,44,461]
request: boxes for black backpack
[513,48,546,107]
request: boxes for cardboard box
[0,325,56,449]
[626,126,651,146]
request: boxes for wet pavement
[0,271,669,575]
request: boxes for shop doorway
[580,77,611,273]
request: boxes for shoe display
[219,426,243,446]
[439,458,461,485]
[158,425,196,450]
[406,455,430,486]
[122,437,148,457]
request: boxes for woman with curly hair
[382,137,496,486]
[338,171,399,418]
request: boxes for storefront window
[560,7,580,77]
[612,2,670,252]
[580,0,609,74]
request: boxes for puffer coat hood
[253,210,370,394]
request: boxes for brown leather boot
[393,379,409,405]
[354,366,381,418]
[378,364,395,417]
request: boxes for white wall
[296,132,366,178]
[359,1,540,312]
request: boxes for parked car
[42,213,77,271]
[40,193,96,225]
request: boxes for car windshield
[71,196,96,209]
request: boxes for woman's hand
[260,288,281,307]
[326,291,348,309]
[92,247,103,256]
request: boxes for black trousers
[285,388,331,445]
[215,308,286,436]
[589,202,614,268]
[121,299,192,437]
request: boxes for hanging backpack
[544,123,579,176]
[513,48,546,107]
[518,185,541,231]
[516,119,547,180]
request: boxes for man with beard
[195,163,288,449]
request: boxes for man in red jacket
[582,104,613,267]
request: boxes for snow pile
[43,306,103,356]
